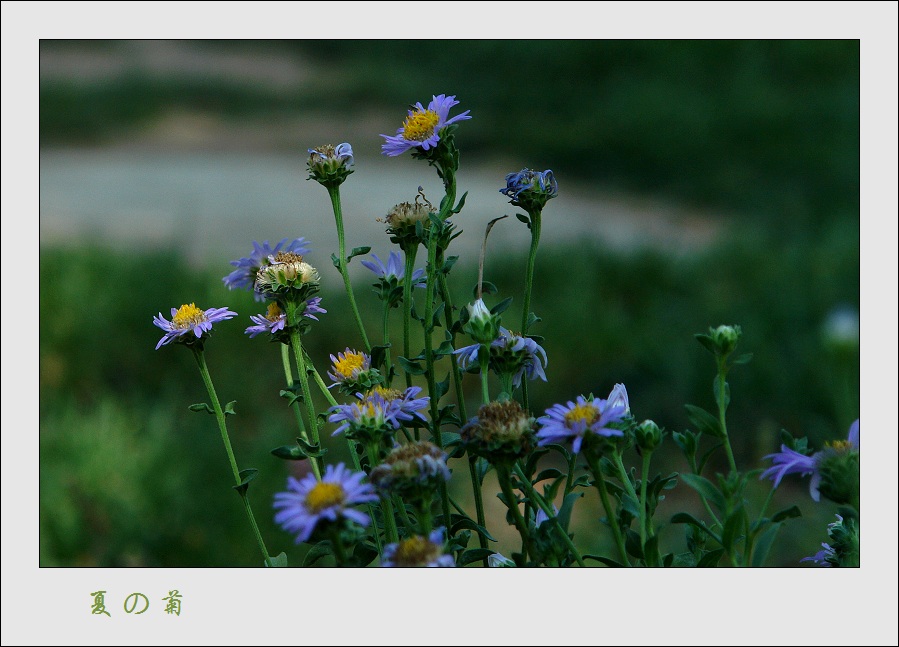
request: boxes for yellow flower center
[369,385,402,401]
[171,303,206,329]
[265,303,283,322]
[334,352,366,378]
[565,403,599,426]
[393,535,440,566]
[826,440,854,453]
[402,110,440,141]
[305,482,345,513]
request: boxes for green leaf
[679,473,726,512]
[224,400,237,416]
[670,512,723,544]
[397,356,427,375]
[330,252,340,269]
[303,540,333,566]
[441,255,459,275]
[188,402,214,414]
[515,212,531,226]
[584,555,624,567]
[534,468,563,483]
[490,297,513,315]
[452,191,468,214]
[684,404,723,438]
[556,491,583,532]
[751,524,781,567]
[266,552,288,567]
[473,281,498,297]
[279,388,303,406]
[625,529,643,559]
[369,344,390,369]
[434,340,455,357]
[451,517,497,543]
[621,493,642,519]
[352,541,378,567]
[731,352,754,365]
[525,312,542,331]
[434,373,450,401]
[697,548,725,567]
[347,246,371,262]
[663,552,675,568]
[771,505,802,523]
[694,333,716,355]
[644,535,660,567]
[295,437,328,458]
[697,442,723,474]
[712,378,730,410]
[460,548,494,565]
[232,468,258,495]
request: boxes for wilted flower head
[153,303,237,350]
[536,394,627,454]
[381,94,471,157]
[801,514,859,567]
[500,168,558,213]
[273,463,378,544]
[369,440,450,499]
[328,395,399,447]
[455,328,547,389]
[245,298,326,339]
[461,400,535,464]
[307,142,354,188]
[254,251,320,299]
[223,238,311,296]
[760,419,859,504]
[381,528,455,567]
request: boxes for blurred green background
[39,40,859,567]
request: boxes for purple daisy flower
[381,528,455,567]
[245,298,326,338]
[273,463,377,544]
[760,419,859,502]
[536,394,627,454]
[223,238,311,295]
[381,94,471,157]
[360,252,425,285]
[362,385,430,424]
[456,328,548,388]
[153,303,237,350]
[801,543,836,567]
[328,396,399,438]
[327,348,372,386]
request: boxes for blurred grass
[39,218,858,566]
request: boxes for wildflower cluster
[152,92,859,569]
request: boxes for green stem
[366,443,399,544]
[192,349,271,566]
[511,463,587,567]
[382,301,394,385]
[436,266,468,420]
[401,244,418,389]
[287,324,325,478]
[640,451,652,548]
[496,464,536,564]
[744,486,776,566]
[467,455,489,564]
[416,494,434,535]
[716,359,738,474]
[612,451,640,503]
[330,526,349,567]
[280,342,313,455]
[520,209,542,411]
[479,347,491,404]
[585,455,631,567]
[306,359,382,554]
[327,185,370,352]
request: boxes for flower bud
[500,168,558,214]
[307,143,354,188]
[463,298,501,345]
[634,419,663,452]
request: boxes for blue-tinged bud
[307,142,355,188]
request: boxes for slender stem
[192,349,271,566]
[393,495,415,533]
[281,343,306,434]
[422,223,452,528]
[382,301,393,385]
[744,486,776,566]
[287,324,324,478]
[330,526,349,567]
[366,443,399,544]
[479,347,491,404]
[612,452,640,504]
[401,244,418,389]
[467,455,489,564]
[496,464,535,564]
[585,454,631,566]
[436,267,467,420]
[716,359,739,474]
[306,359,382,554]
[520,209,542,412]
[640,450,652,548]
[416,494,434,535]
[511,463,587,567]
[327,185,370,352]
